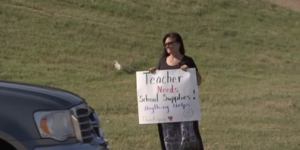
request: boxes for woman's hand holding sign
[148,67,157,73]
[180,64,201,85]
[180,64,188,71]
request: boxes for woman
[148,32,204,150]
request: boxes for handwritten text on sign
[136,69,201,124]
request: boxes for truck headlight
[34,110,75,141]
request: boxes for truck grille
[76,107,93,143]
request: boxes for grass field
[1,0,300,149]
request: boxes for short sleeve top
[156,55,198,71]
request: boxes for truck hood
[0,80,85,110]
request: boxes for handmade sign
[136,68,201,124]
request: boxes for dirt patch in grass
[265,0,300,12]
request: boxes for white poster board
[136,68,201,124]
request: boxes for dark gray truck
[0,80,110,150]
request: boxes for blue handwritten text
[145,104,170,114]
[173,103,191,109]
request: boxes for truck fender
[0,114,40,141]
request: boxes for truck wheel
[0,139,16,150]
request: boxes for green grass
[1,0,300,149]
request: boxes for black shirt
[156,55,198,71]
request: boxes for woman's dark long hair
[162,32,185,57]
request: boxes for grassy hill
[1,0,300,149]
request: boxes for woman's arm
[196,71,202,86]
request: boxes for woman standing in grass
[148,32,204,150]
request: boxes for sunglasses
[164,41,177,47]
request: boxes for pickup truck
[0,80,110,150]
